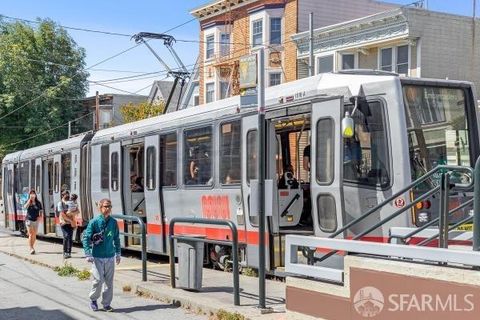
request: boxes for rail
[111,214,147,281]
[312,165,474,263]
[168,217,240,306]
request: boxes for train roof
[15,133,93,162]
[91,72,402,144]
[2,150,23,164]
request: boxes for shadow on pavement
[112,303,179,313]
[0,306,75,320]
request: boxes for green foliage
[54,263,78,277]
[120,100,165,123]
[241,267,258,277]
[211,309,245,320]
[54,263,90,280]
[0,18,88,156]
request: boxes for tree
[120,100,165,123]
[0,19,88,158]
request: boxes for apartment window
[341,53,355,70]
[252,19,263,47]
[270,17,281,45]
[194,95,200,106]
[318,55,334,73]
[206,83,215,103]
[220,81,229,99]
[206,35,215,59]
[269,73,281,87]
[396,45,409,75]
[380,48,393,71]
[220,33,230,57]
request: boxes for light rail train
[2,71,479,271]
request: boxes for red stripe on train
[116,220,266,246]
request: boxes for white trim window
[206,82,215,103]
[340,53,356,70]
[252,19,263,47]
[206,35,215,60]
[220,33,230,57]
[379,45,409,75]
[269,72,281,87]
[270,17,281,45]
[317,54,334,74]
[220,81,230,99]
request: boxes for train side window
[19,161,29,195]
[343,100,390,188]
[35,165,41,193]
[7,169,12,195]
[111,152,119,191]
[247,130,258,183]
[161,133,177,187]
[61,153,71,192]
[146,147,156,190]
[54,162,59,193]
[220,121,241,185]
[184,127,213,186]
[101,145,109,190]
[316,118,334,184]
[30,160,35,190]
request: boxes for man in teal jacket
[82,198,121,312]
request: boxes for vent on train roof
[336,69,398,76]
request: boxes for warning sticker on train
[394,197,405,208]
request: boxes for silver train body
[2,72,479,270]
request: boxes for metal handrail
[111,214,147,281]
[313,165,474,263]
[418,215,474,246]
[169,217,240,306]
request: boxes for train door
[34,158,45,235]
[42,159,55,235]
[144,135,163,253]
[5,165,14,230]
[109,142,124,247]
[311,97,344,237]
[122,142,145,249]
[0,168,4,228]
[241,114,270,270]
[53,154,62,237]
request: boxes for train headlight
[417,212,430,223]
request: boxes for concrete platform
[0,230,286,320]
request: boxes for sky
[0,0,479,97]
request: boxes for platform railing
[111,214,147,281]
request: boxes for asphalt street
[0,252,207,320]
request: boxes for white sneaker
[30,249,35,255]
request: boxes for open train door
[5,164,15,231]
[53,154,62,237]
[310,97,345,238]
[241,114,270,270]
[34,158,45,235]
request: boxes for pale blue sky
[1,0,478,97]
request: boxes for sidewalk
[0,231,286,320]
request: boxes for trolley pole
[309,12,314,77]
[257,48,266,309]
[95,91,100,131]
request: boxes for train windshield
[403,84,471,189]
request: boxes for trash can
[177,235,205,290]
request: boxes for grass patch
[54,263,90,280]
[210,309,245,320]
[76,269,91,281]
[241,267,258,277]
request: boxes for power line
[0,14,132,37]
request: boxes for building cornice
[190,0,257,21]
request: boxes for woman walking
[24,190,43,254]
[57,191,73,258]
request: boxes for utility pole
[309,12,314,77]
[68,121,71,138]
[257,48,266,310]
[95,91,100,131]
